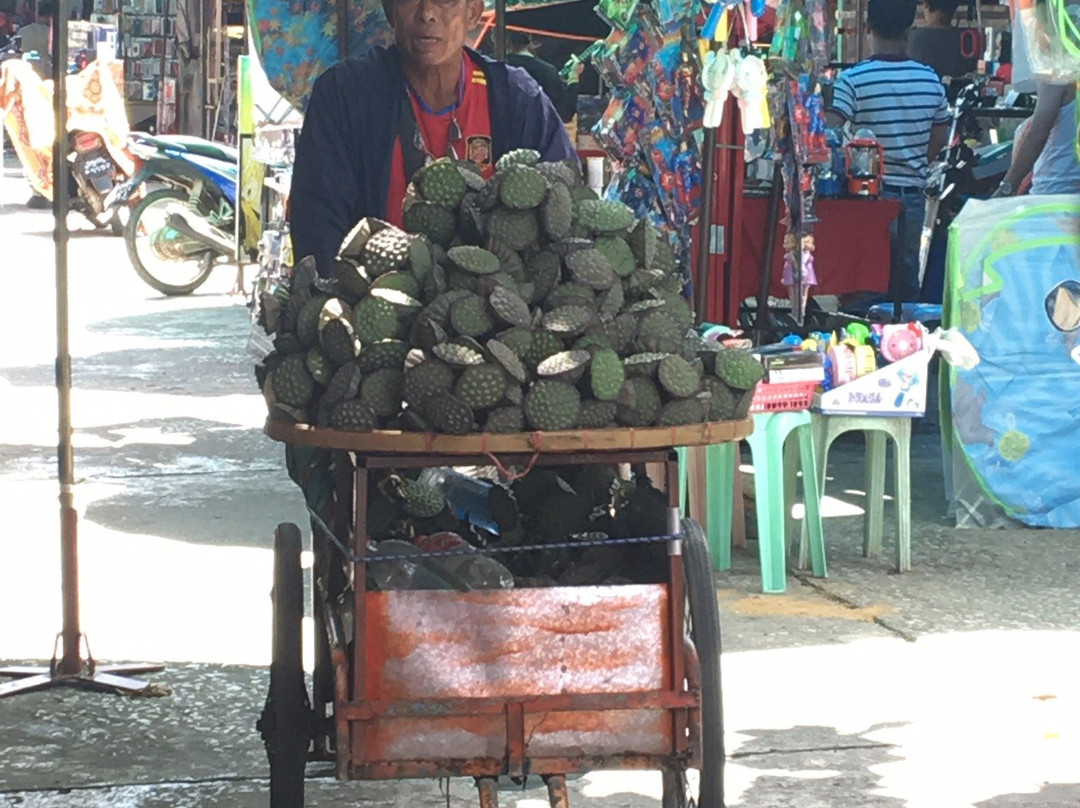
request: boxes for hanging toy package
[596,0,643,31]
[1014,0,1080,82]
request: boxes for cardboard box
[815,348,932,416]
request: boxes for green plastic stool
[700,411,827,594]
[805,413,913,572]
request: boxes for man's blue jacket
[290,45,577,276]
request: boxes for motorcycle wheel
[125,188,215,296]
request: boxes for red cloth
[386,54,494,227]
[733,196,899,300]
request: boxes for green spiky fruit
[609,313,638,354]
[497,328,533,358]
[542,182,573,240]
[577,400,618,429]
[599,282,625,319]
[305,348,334,386]
[352,296,399,345]
[626,220,658,270]
[448,245,501,275]
[524,380,580,431]
[360,368,404,418]
[449,294,495,338]
[594,235,637,278]
[496,148,540,171]
[361,228,411,277]
[484,405,525,433]
[714,349,765,391]
[489,208,539,251]
[589,349,625,402]
[415,159,468,209]
[538,350,590,384]
[574,333,614,353]
[432,341,485,367]
[523,329,565,370]
[658,397,707,426]
[526,249,562,302]
[401,478,449,518]
[636,310,687,354]
[626,268,665,296]
[543,305,594,335]
[371,271,420,299]
[537,161,578,188]
[402,358,456,409]
[488,339,529,383]
[402,201,456,248]
[272,355,315,409]
[653,233,676,275]
[332,258,370,300]
[323,363,363,408]
[546,282,595,311]
[485,285,530,328]
[658,355,703,398]
[499,164,548,209]
[575,199,635,233]
[356,339,410,374]
[425,395,475,435]
[296,294,331,348]
[407,237,434,280]
[566,248,617,290]
[319,314,360,366]
[616,376,661,427]
[704,377,736,421]
[329,398,378,431]
[455,364,509,410]
[623,352,670,378]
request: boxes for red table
[715,196,900,324]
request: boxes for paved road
[2,154,1079,807]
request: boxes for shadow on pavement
[976,783,1080,807]
[731,723,906,808]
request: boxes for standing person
[827,0,950,302]
[908,0,979,79]
[505,31,582,124]
[993,81,1080,197]
[15,1,52,78]
[290,0,576,277]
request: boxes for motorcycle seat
[136,133,238,165]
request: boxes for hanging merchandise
[763,0,829,322]
[589,0,714,281]
[732,52,770,134]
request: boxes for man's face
[385,0,484,71]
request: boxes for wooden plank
[265,417,754,455]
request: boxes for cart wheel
[663,518,725,808]
[257,523,311,808]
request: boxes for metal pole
[51,0,81,678]
[694,128,717,325]
[494,0,506,59]
[754,162,783,342]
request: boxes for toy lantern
[845,128,885,197]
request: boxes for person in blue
[290,0,576,278]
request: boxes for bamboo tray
[265,416,753,455]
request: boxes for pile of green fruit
[256,151,764,434]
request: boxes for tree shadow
[976,783,1080,807]
[730,723,907,808]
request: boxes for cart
[260,417,753,808]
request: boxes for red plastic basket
[748,380,818,413]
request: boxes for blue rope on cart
[307,507,680,565]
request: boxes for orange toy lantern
[845,128,885,197]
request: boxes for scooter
[117,133,240,295]
[1,57,136,231]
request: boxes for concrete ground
[2,153,1079,807]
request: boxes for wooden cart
[260,418,753,808]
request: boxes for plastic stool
[702,411,827,594]
[806,413,913,572]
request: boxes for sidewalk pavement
[2,177,1079,807]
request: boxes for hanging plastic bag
[1012,0,1080,83]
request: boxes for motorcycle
[0,57,134,232]
[118,133,240,295]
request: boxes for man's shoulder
[314,47,398,90]
[846,56,941,82]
